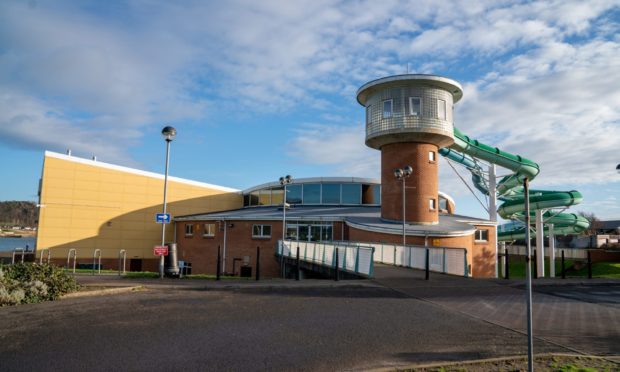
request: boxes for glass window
[185,224,193,236]
[286,184,302,204]
[252,224,271,238]
[341,184,361,204]
[322,183,340,204]
[429,198,436,210]
[243,194,250,206]
[439,198,447,211]
[409,97,421,116]
[429,151,436,162]
[259,189,271,205]
[250,191,260,206]
[382,99,393,119]
[475,229,489,242]
[286,226,298,240]
[271,187,284,205]
[362,184,381,205]
[203,223,215,237]
[366,105,372,124]
[321,225,333,241]
[437,99,446,120]
[303,184,321,204]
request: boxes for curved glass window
[322,184,340,204]
[243,181,381,207]
[341,184,361,204]
[303,184,321,204]
[286,184,302,204]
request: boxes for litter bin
[240,266,252,278]
[164,243,180,277]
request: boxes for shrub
[0,263,79,306]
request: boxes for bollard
[334,248,339,281]
[587,250,592,279]
[216,245,221,281]
[505,248,510,280]
[561,250,566,279]
[533,249,537,279]
[425,248,430,280]
[295,246,300,281]
[256,246,260,281]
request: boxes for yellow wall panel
[36,152,242,261]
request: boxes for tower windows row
[375,97,448,120]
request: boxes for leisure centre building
[35,74,586,278]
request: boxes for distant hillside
[0,201,38,227]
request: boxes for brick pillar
[381,142,439,224]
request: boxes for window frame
[437,99,446,120]
[475,229,489,242]
[409,96,422,116]
[429,198,436,210]
[202,223,215,237]
[366,105,372,124]
[382,99,393,119]
[252,224,272,239]
[429,151,436,162]
[185,223,194,236]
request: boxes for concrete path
[372,264,620,356]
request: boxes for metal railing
[39,249,51,265]
[12,248,25,264]
[277,240,375,277]
[118,250,127,276]
[66,249,77,273]
[369,242,469,277]
[92,249,102,275]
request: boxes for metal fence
[505,245,587,259]
[277,240,374,277]
[367,242,469,277]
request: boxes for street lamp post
[160,126,176,279]
[279,175,292,278]
[394,166,413,247]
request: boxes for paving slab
[372,264,620,356]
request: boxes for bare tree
[578,211,601,236]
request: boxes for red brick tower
[356,75,463,224]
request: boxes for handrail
[39,249,51,265]
[12,248,25,264]
[67,249,77,273]
[92,249,102,275]
[277,240,374,277]
[118,250,127,276]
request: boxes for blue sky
[1,0,619,220]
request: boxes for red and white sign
[154,246,168,256]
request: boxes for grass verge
[402,354,618,372]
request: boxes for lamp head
[403,165,413,177]
[617,163,620,174]
[394,168,403,179]
[162,126,177,142]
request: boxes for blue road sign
[156,213,171,223]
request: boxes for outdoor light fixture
[394,166,413,247]
[279,175,293,278]
[617,163,620,174]
[159,125,176,279]
[162,126,177,142]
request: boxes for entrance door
[298,225,309,241]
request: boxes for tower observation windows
[382,99,393,119]
[409,97,421,116]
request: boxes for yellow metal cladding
[37,152,242,260]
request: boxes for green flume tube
[442,127,588,240]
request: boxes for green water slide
[439,128,589,240]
